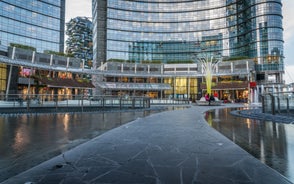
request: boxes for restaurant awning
[96,82,171,91]
[36,77,95,89]
[200,82,249,90]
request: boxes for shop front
[200,81,249,103]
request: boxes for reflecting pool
[0,107,183,182]
[205,108,294,183]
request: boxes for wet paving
[205,107,294,183]
[0,107,183,182]
[2,105,291,184]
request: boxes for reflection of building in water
[208,108,289,178]
[259,122,288,176]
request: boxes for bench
[196,97,221,106]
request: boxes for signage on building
[250,82,257,88]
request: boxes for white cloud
[285,65,294,84]
[65,0,92,22]
[283,0,294,41]
[283,0,294,70]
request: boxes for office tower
[0,0,65,94]
[0,0,65,54]
[92,0,284,98]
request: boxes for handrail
[0,94,190,111]
[0,55,251,78]
[0,94,151,110]
[261,93,294,115]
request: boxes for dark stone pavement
[1,104,292,184]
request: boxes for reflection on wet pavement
[205,107,294,183]
[0,107,185,182]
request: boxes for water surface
[205,108,294,183]
[0,107,183,182]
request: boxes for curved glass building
[0,0,65,53]
[93,0,283,66]
[92,0,284,99]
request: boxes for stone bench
[196,97,221,106]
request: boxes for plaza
[0,0,292,183]
[1,104,292,184]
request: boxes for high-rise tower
[0,0,65,94]
[66,17,93,69]
[92,0,284,95]
[0,0,65,54]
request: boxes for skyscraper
[92,0,284,98]
[0,0,65,95]
[93,0,283,65]
[66,17,93,69]
[0,0,65,54]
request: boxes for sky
[282,0,294,84]
[65,0,294,84]
[65,0,92,22]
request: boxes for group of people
[204,93,215,105]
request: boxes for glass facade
[0,0,65,53]
[93,0,283,67]
[92,0,284,98]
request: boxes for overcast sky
[65,0,294,84]
[282,0,294,83]
[65,0,92,22]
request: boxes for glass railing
[0,94,151,111]
[0,94,192,113]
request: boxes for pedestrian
[205,93,210,101]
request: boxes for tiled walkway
[1,104,292,184]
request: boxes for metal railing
[0,94,191,112]
[0,55,253,78]
[150,98,190,105]
[0,94,151,110]
[261,92,294,115]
